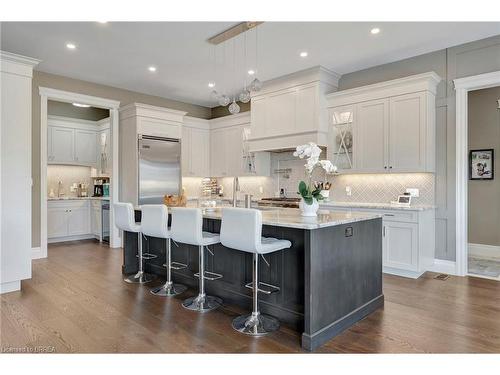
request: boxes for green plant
[297,180,323,205]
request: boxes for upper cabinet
[182,117,210,178]
[48,116,109,168]
[210,113,271,177]
[249,67,340,152]
[326,72,440,174]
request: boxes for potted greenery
[293,143,337,217]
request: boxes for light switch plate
[405,188,419,197]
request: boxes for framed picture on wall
[469,149,494,180]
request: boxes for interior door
[355,99,389,172]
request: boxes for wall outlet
[346,186,352,196]
[405,188,419,197]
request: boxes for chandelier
[208,22,263,114]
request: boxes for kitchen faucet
[232,177,240,207]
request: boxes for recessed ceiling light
[148,66,157,72]
[72,103,91,108]
[248,69,255,75]
[300,51,308,58]
[66,43,76,50]
[370,28,381,35]
[208,82,215,88]
[97,21,108,24]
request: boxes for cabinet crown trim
[327,72,441,107]
[119,103,188,123]
[0,50,40,76]
[252,65,340,97]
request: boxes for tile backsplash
[47,165,93,197]
[181,151,435,205]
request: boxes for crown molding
[1,50,40,77]
[327,71,442,107]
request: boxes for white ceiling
[2,22,500,107]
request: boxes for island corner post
[123,209,384,351]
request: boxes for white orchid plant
[293,143,338,205]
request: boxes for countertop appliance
[138,135,181,205]
[258,197,300,208]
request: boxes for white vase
[299,197,319,217]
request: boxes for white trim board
[468,243,500,260]
[453,70,500,276]
[31,247,43,260]
[427,259,457,276]
[39,87,121,259]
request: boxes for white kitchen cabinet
[326,72,440,174]
[90,200,102,238]
[321,204,435,278]
[383,221,418,271]
[47,200,91,242]
[249,67,339,152]
[210,128,228,177]
[182,126,210,177]
[209,123,270,177]
[74,129,97,166]
[355,99,389,172]
[47,206,69,238]
[388,92,428,172]
[50,126,75,164]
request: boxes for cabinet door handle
[389,166,393,169]
[383,226,386,237]
[384,166,387,169]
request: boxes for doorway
[454,71,500,278]
[39,88,121,258]
[467,87,500,280]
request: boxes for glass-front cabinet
[327,105,355,172]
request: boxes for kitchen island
[122,207,383,351]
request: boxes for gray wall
[32,71,212,247]
[468,86,500,246]
[339,35,500,261]
[48,100,110,121]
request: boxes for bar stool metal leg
[124,233,154,284]
[232,253,280,335]
[182,245,222,312]
[151,239,187,296]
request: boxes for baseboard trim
[383,267,425,279]
[469,243,500,260]
[427,259,457,275]
[48,234,95,244]
[31,247,44,259]
[0,280,21,294]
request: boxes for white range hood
[248,66,339,152]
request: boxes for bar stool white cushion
[114,202,140,233]
[220,207,291,254]
[171,207,220,246]
[141,204,171,239]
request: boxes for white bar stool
[171,207,223,312]
[220,207,291,336]
[140,204,187,297]
[114,202,155,284]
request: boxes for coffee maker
[93,179,104,197]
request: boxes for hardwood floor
[1,240,499,353]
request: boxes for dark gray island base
[123,208,383,351]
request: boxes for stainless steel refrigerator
[138,135,181,205]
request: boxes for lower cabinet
[48,199,105,243]
[321,205,435,278]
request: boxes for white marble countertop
[319,201,435,211]
[134,204,381,230]
[47,196,110,201]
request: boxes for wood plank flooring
[1,240,499,353]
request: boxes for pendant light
[239,31,251,103]
[249,25,262,92]
[228,38,240,114]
